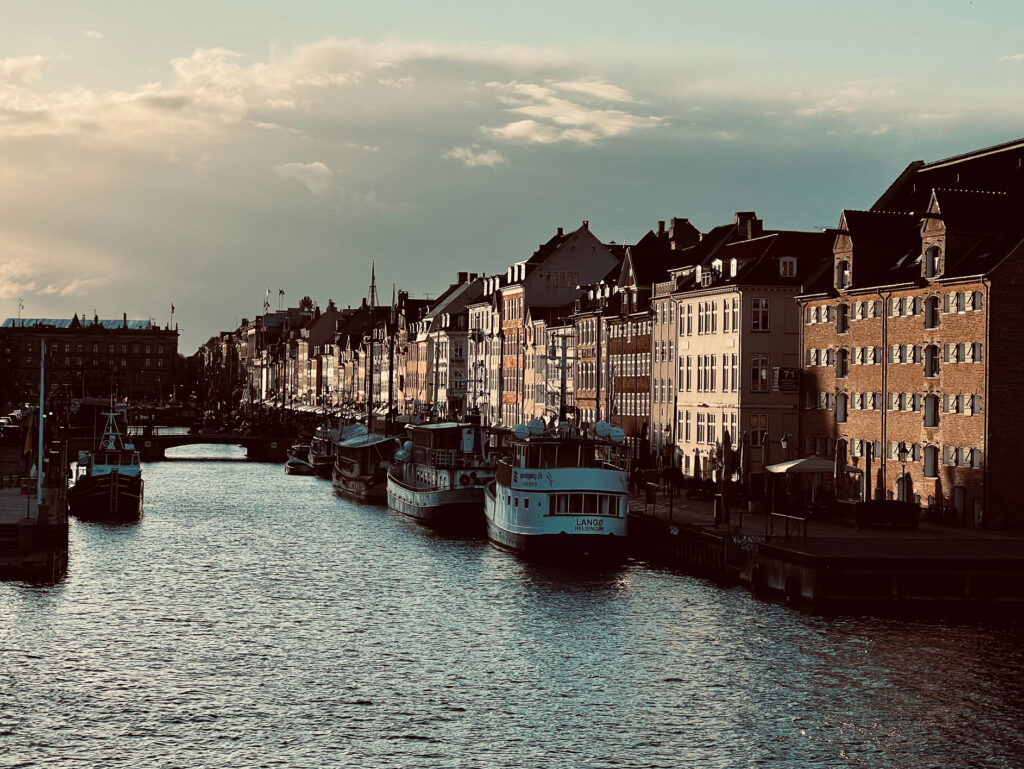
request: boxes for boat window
[583,495,597,515]
[526,446,542,467]
[599,496,612,516]
[523,498,529,508]
[554,494,569,514]
[514,497,519,507]
[541,444,559,468]
[569,494,583,514]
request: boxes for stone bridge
[68,428,290,463]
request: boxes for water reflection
[0,444,1021,768]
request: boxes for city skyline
[3,1,1024,350]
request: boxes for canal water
[2,445,1023,768]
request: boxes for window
[749,415,765,444]
[751,354,769,392]
[836,260,851,289]
[836,303,849,334]
[836,393,848,423]
[925,246,940,278]
[752,298,770,332]
[924,445,938,478]
[925,295,940,329]
[836,348,849,379]
[780,257,797,278]
[696,413,705,443]
[924,345,940,378]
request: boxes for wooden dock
[628,487,1024,614]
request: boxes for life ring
[460,474,470,485]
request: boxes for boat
[311,419,366,479]
[307,421,337,478]
[68,406,144,522]
[483,420,630,560]
[332,432,396,502]
[285,454,315,476]
[387,421,495,531]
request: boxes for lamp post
[897,440,908,501]
[780,433,789,461]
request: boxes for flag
[171,303,175,314]
[279,288,285,297]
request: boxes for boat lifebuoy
[460,474,470,485]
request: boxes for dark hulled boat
[68,408,144,522]
[332,432,396,502]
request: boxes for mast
[36,338,45,508]
[366,262,376,434]
[388,283,395,428]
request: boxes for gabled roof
[872,137,1024,212]
[835,209,920,289]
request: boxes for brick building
[1,315,179,402]
[799,138,1024,527]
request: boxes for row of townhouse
[193,136,1024,527]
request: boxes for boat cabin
[508,437,624,471]
[408,422,484,467]
[336,434,396,477]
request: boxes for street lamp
[779,434,789,462]
[897,440,909,501]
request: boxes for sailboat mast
[366,263,376,434]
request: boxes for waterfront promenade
[629,487,1024,609]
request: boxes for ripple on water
[1,444,1023,768]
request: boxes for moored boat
[387,421,495,532]
[483,421,629,561]
[68,407,144,522]
[332,432,396,502]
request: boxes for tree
[299,296,315,312]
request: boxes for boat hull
[387,479,485,532]
[310,456,334,479]
[68,472,144,522]
[332,466,388,502]
[484,515,627,561]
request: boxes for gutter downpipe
[982,275,991,527]
[877,289,893,501]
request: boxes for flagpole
[36,338,45,511]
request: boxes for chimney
[582,220,589,229]
[557,227,564,237]
[123,312,127,328]
[657,220,665,236]
[735,211,763,240]
[457,271,468,283]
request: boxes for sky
[2,0,1024,351]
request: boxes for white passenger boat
[483,420,629,560]
[387,421,495,531]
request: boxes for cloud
[999,53,1024,61]
[83,30,104,39]
[379,76,415,89]
[0,55,45,85]
[443,145,508,168]
[550,79,634,103]
[483,79,665,145]
[41,278,101,296]
[273,160,334,195]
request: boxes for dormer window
[925,246,941,278]
[780,257,797,278]
[730,258,739,277]
[711,258,724,276]
[836,260,851,289]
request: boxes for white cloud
[999,53,1024,61]
[550,79,634,103]
[379,76,415,89]
[0,55,45,85]
[273,161,334,195]
[41,278,101,296]
[443,145,508,168]
[83,30,104,39]
[483,80,665,145]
